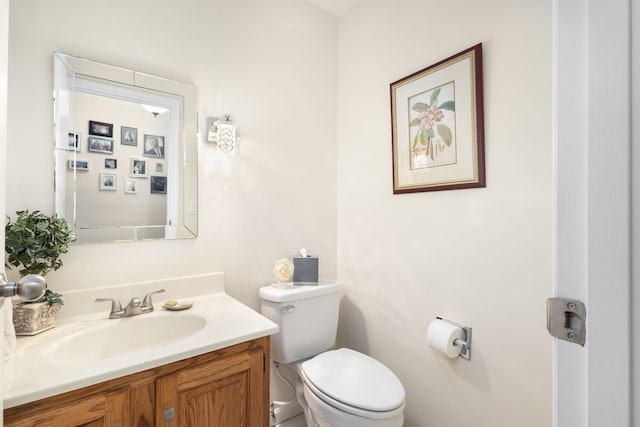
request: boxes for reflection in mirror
[53,53,198,243]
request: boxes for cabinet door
[5,391,129,427]
[156,348,266,427]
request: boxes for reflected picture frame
[390,43,485,194]
[88,136,114,154]
[99,172,117,191]
[121,126,138,146]
[150,176,167,194]
[105,158,117,169]
[68,131,81,152]
[130,157,148,178]
[68,159,89,171]
[143,134,165,159]
[89,120,113,138]
[124,180,137,194]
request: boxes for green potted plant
[5,210,71,335]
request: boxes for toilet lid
[300,348,405,412]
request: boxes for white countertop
[3,273,278,409]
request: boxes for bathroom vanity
[4,337,269,426]
[2,273,278,426]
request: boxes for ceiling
[303,0,361,17]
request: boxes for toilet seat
[299,348,405,419]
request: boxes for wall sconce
[142,104,169,117]
[206,115,237,152]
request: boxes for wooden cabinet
[4,337,270,427]
[156,346,266,426]
[3,390,130,427]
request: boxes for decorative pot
[12,302,61,336]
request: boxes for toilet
[259,281,405,427]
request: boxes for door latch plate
[547,297,586,346]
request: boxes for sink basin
[42,314,207,362]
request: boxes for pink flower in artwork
[419,107,444,132]
[408,86,455,166]
[412,146,427,156]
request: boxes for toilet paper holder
[436,316,472,360]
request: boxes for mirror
[53,53,198,243]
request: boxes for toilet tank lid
[300,348,405,412]
[259,280,341,303]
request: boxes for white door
[0,0,9,423]
[633,1,640,425]
[554,0,632,426]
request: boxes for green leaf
[430,88,441,107]
[412,132,420,149]
[409,118,421,126]
[411,102,428,113]
[426,128,435,139]
[419,131,429,146]
[437,124,453,146]
[428,139,435,160]
[5,210,71,278]
[438,100,455,111]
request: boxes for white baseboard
[271,401,304,426]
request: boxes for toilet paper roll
[426,319,465,358]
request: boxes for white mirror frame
[53,52,198,243]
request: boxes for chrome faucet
[124,297,143,317]
[96,289,165,319]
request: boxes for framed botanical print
[390,43,485,194]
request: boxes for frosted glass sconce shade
[206,115,237,152]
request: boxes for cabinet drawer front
[176,352,251,391]
[7,395,108,427]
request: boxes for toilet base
[290,355,404,427]
[295,375,322,427]
[302,381,404,427]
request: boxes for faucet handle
[95,298,124,318]
[142,289,165,308]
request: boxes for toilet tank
[259,281,341,363]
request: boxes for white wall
[336,1,552,426]
[7,0,555,425]
[6,0,338,308]
[70,93,169,228]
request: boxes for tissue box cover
[293,256,319,285]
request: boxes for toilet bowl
[259,282,406,427]
[297,348,405,427]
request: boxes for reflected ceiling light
[142,104,169,117]
[206,115,237,152]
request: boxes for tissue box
[293,256,319,285]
